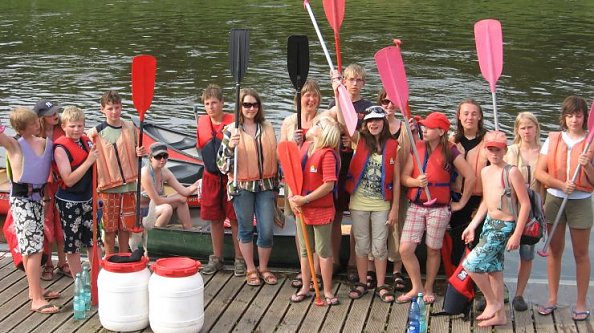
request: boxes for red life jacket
[197,114,234,175]
[407,141,452,205]
[345,137,398,201]
[52,135,93,191]
[300,142,339,208]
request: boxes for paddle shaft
[304,2,335,71]
[296,86,302,129]
[233,82,240,188]
[492,92,499,131]
[135,123,144,228]
[399,112,434,202]
[539,139,593,256]
[91,160,99,306]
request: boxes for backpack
[501,164,545,245]
[432,247,474,321]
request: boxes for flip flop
[31,304,61,314]
[572,310,590,321]
[290,292,311,303]
[291,274,303,288]
[57,263,73,278]
[537,304,557,316]
[43,290,61,300]
[325,295,340,306]
[41,266,54,281]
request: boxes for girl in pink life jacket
[399,112,475,304]
[289,116,341,305]
[535,96,594,321]
[335,100,400,302]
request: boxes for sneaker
[234,258,247,277]
[201,255,224,275]
[512,296,528,312]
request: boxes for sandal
[393,272,407,292]
[290,291,311,303]
[572,310,591,321]
[246,270,261,286]
[31,304,61,314]
[41,266,54,281]
[309,274,323,292]
[291,274,303,288]
[366,271,377,289]
[325,295,340,306]
[57,263,72,278]
[43,290,61,300]
[376,285,395,303]
[537,304,557,316]
[259,269,278,285]
[348,282,368,300]
[347,266,358,283]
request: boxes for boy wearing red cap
[462,131,530,327]
[399,112,475,304]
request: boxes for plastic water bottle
[407,296,420,333]
[417,293,427,333]
[73,273,86,320]
[81,264,91,311]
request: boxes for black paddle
[287,35,309,130]
[228,28,249,190]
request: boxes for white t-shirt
[540,131,592,199]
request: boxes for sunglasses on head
[241,102,260,109]
[153,153,169,160]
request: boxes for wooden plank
[29,278,75,333]
[554,306,578,333]
[430,295,450,333]
[513,306,536,333]
[299,283,341,333]
[386,299,409,332]
[319,282,351,333]
[450,297,471,333]
[0,273,28,307]
[203,270,233,306]
[202,270,245,332]
[342,286,373,333]
[574,316,593,333]
[532,303,556,333]
[10,276,74,333]
[494,303,514,333]
[56,311,102,333]
[255,277,296,332]
[364,287,392,332]
[472,297,493,333]
[0,255,15,270]
[232,276,284,332]
[0,269,25,294]
[275,280,312,333]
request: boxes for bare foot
[478,310,507,327]
[477,302,502,321]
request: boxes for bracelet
[0,125,5,134]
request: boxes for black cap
[33,100,61,117]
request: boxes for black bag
[432,248,474,320]
[202,136,222,174]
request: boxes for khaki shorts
[295,219,332,259]
[544,195,593,229]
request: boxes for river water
[1,0,593,283]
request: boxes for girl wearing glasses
[217,88,279,287]
[140,142,198,229]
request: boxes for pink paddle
[303,0,357,136]
[322,0,345,73]
[474,19,503,131]
[538,101,594,257]
[375,45,436,206]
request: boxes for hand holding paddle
[538,101,594,257]
[375,44,436,206]
[303,0,357,136]
[229,29,250,191]
[287,35,309,131]
[277,141,324,306]
[474,19,503,131]
[132,55,157,229]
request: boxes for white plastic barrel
[149,257,204,333]
[98,254,150,332]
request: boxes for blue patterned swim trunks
[463,215,514,273]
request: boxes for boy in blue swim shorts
[461,131,530,327]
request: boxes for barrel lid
[152,257,201,277]
[102,254,148,273]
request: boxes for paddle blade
[287,35,310,90]
[322,0,345,32]
[131,55,157,121]
[229,29,250,83]
[277,141,303,195]
[375,46,409,117]
[474,19,503,93]
[336,85,358,136]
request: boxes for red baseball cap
[419,112,450,131]
[484,131,508,149]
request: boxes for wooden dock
[0,251,592,333]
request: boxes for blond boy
[461,131,530,327]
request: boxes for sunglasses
[380,99,392,106]
[153,153,169,160]
[241,102,260,109]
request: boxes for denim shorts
[232,189,275,248]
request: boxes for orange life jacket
[345,137,398,201]
[232,122,278,182]
[89,121,138,191]
[451,139,486,196]
[300,142,338,208]
[407,141,452,205]
[547,131,594,193]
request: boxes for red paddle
[91,160,101,306]
[375,44,436,206]
[474,19,503,131]
[322,0,345,73]
[132,55,157,229]
[277,141,324,306]
[538,101,594,257]
[303,0,357,136]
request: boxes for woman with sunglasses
[334,85,400,302]
[217,88,279,287]
[140,142,198,229]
